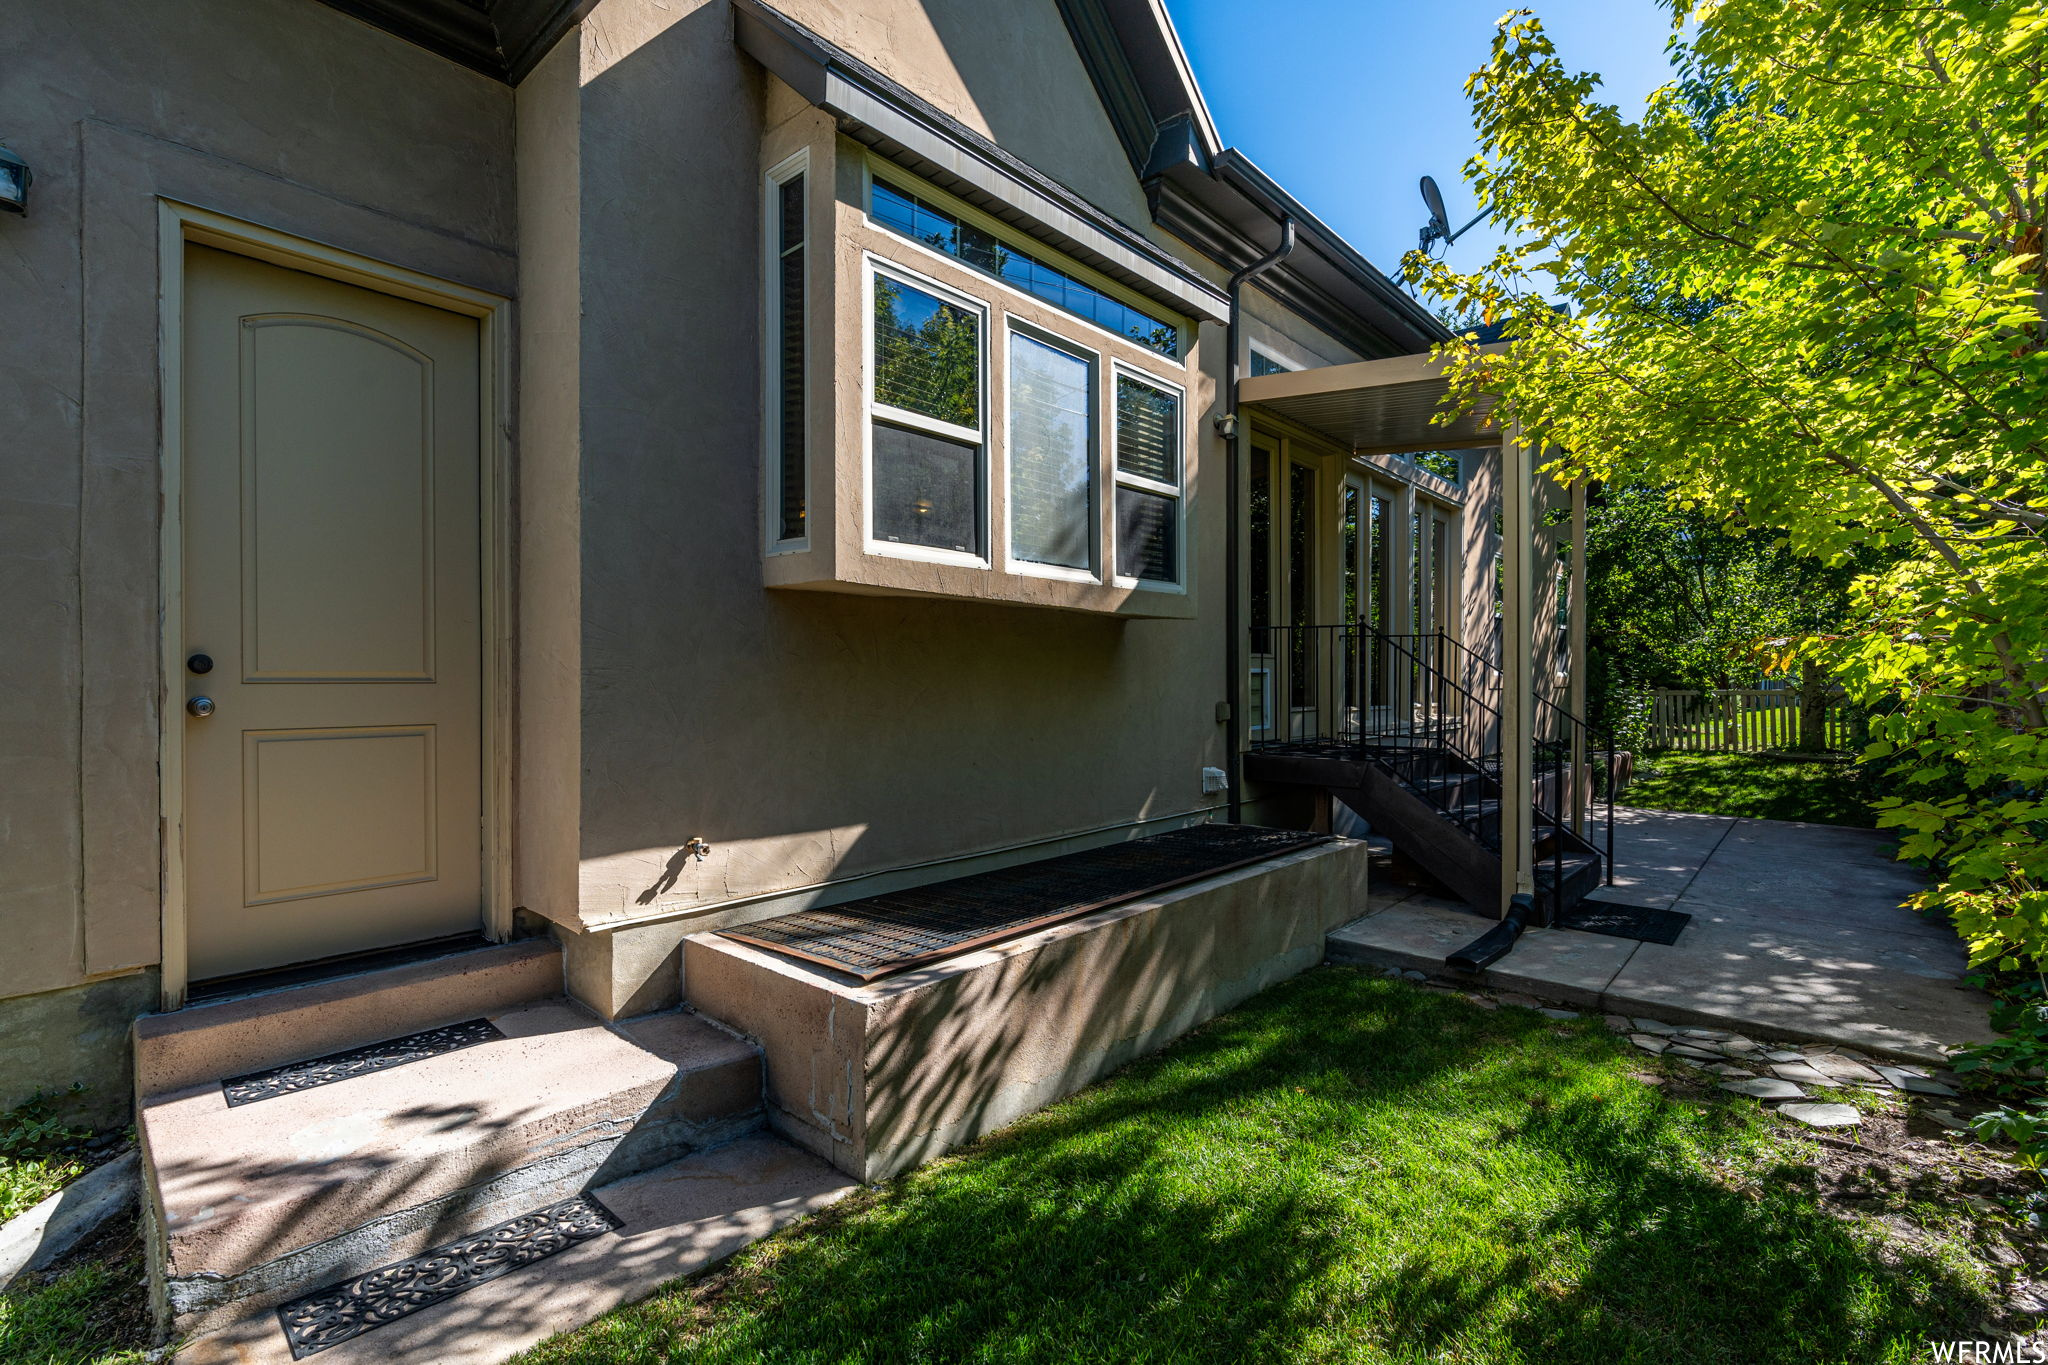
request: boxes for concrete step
[176,1134,857,1365]
[142,999,762,1342]
[134,938,564,1097]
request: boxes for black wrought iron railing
[1248,624,1616,915]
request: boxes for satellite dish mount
[1417,175,1483,254]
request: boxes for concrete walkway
[1328,807,1996,1065]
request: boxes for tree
[1583,481,1864,747]
[1409,1,2048,972]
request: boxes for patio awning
[1238,344,1506,454]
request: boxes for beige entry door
[181,245,484,981]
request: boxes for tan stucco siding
[551,0,1232,931]
[0,0,515,1002]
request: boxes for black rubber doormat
[1558,899,1691,946]
[275,1194,620,1357]
[221,1019,504,1106]
[724,824,1330,981]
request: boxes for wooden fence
[1648,688,1857,753]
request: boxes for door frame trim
[156,201,515,1010]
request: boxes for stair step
[175,1135,856,1365]
[134,938,563,1097]
[143,1000,762,1341]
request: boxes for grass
[0,1095,151,1365]
[515,970,2001,1365]
[1624,749,1878,827]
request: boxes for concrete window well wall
[757,125,1201,619]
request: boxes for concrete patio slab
[1328,809,1995,1066]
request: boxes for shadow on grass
[1627,750,1877,827]
[518,969,1990,1365]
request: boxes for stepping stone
[1665,1043,1722,1061]
[1771,1062,1834,1086]
[1779,1102,1861,1128]
[1707,1064,1756,1078]
[1603,1015,1632,1033]
[1719,1039,1762,1055]
[1763,1050,1805,1063]
[1721,1077,1807,1100]
[1539,1008,1578,1020]
[1631,1018,1680,1036]
[1803,1055,1885,1085]
[1630,1035,1669,1054]
[1681,1028,1735,1041]
[1681,1058,1708,1069]
[1927,1109,1973,1133]
[1876,1066,1956,1096]
[1401,970,1429,982]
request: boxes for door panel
[183,246,482,980]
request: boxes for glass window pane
[1115,486,1177,583]
[869,176,1180,359]
[1008,335,1094,571]
[872,421,980,554]
[1115,375,1178,485]
[873,277,979,428]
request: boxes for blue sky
[1164,0,1683,279]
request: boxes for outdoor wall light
[0,144,30,215]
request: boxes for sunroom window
[869,266,985,557]
[1007,331,1095,573]
[1112,370,1183,586]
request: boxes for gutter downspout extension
[1222,218,1295,823]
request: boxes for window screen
[1008,334,1094,571]
[1115,487,1176,583]
[872,422,981,554]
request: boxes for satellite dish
[1420,175,1450,236]
[1417,176,1484,254]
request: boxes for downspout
[1221,217,1295,823]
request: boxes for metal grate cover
[275,1194,620,1357]
[723,824,1330,981]
[221,1019,505,1107]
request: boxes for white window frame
[1248,343,1299,376]
[762,148,810,555]
[1109,361,1187,592]
[863,255,992,568]
[1002,315,1101,584]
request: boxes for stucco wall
[551,0,1235,954]
[0,0,513,1046]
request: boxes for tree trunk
[1798,666,1829,753]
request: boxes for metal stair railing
[1248,624,1614,920]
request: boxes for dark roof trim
[733,0,1228,325]
[312,0,595,82]
[1052,0,1449,358]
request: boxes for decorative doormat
[275,1194,621,1357]
[221,1019,505,1106]
[1557,899,1691,946]
[724,824,1331,981]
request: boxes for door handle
[186,696,215,718]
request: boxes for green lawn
[515,970,1997,1365]
[1624,750,1877,827]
